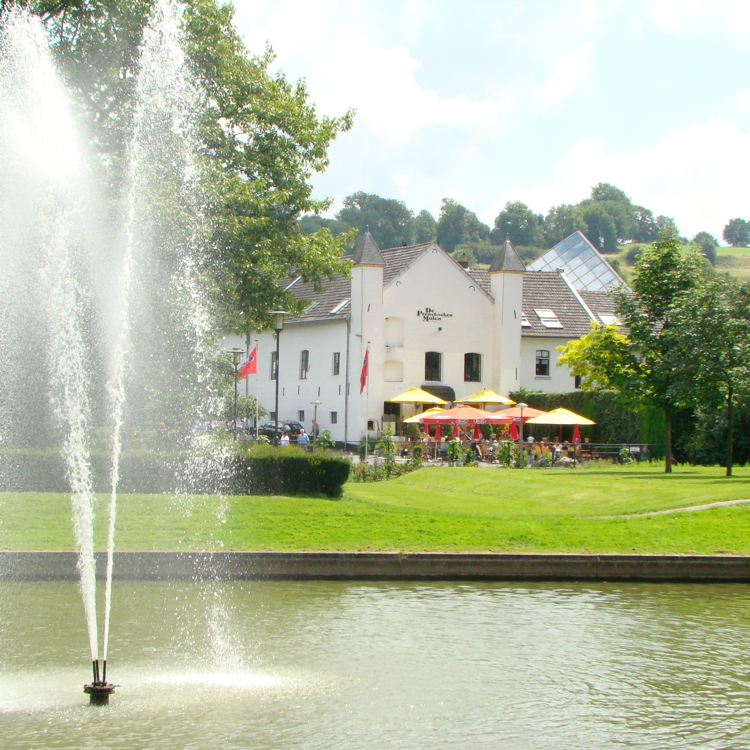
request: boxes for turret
[489,239,525,394]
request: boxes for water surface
[1,581,749,749]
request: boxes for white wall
[520,336,579,393]
[222,320,351,442]
[382,248,496,404]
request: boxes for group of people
[279,428,310,447]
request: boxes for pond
[1,580,749,749]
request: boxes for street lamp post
[230,348,243,437]
[270,311,290,446]
[310,398,322,451]
[516,402,528,466]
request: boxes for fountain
[4,5,750,745]
[0,1,221,706]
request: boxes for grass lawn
[3,464,750,554]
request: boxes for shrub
[0,444,351,498]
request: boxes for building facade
[224,231,621,444]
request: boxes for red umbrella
[572,424,581,443]
[493,405,547,421]
[473,422,481,440]
[509,421,519,441]
[423,422,430,439]
[452,422,460,438]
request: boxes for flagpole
[364,340,371,464]
[255,338,259,441]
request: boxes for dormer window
[330,298,349,314]
[534,308,563,329]
[598,314,620,326]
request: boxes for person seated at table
[553,441,562,459]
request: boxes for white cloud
[533,41,594,106]
[311,39,496,139]
[650,0,750,42]
[481,119,750,240]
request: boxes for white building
[225,231,621,445]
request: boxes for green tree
[692,231,718,265]
[299,214,352,238]
[578,202,619,253]
[491,201,543,247]
[36,0,355,330]
[633,206,660,243]
[542,204,587,248]
[336,191,415,249]
[413,209,437,243]
[669,278,750,476]
[579,183,638,249]
[723,218,750,247]
[558,234,704,472]
[436,198,490,253]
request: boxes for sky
[232,0,750,242]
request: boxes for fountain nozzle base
[84,681,116,706]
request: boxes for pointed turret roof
[352,230,385,266]
[489,238,525,273]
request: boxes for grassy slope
[4,465,750,554]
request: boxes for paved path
[592,498,750,519]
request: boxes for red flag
[509,421,519,441]
[238,346,257,379]
[359,347,369,394]
[572,424,581,443]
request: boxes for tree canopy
[558,233,705,472]
[27,0,355,331]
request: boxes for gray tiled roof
[382,242,435,286]
[489,239,526,273]
[352,230,386,266]
[280,240,616,336]
[521,272,596,338]
[284,274,352,324]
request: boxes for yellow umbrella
[403,407,445,424]
[456,389,515,406]
[525,408,595,425]
[386,388,447,405]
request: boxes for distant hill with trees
[300,183,749,279]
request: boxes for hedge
[0,446,350,498]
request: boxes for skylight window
[598,314,620,326]
[521,313,532,327]
[285,276,301,290]
[534,308,563,329]
[329,298,349,314]
[304,302,318,314]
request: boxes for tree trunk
[726,386,734,478]
[664,409,672,474]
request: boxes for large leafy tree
[669,278,750,476]
[413,209,437,243]
[558,234,704,472]
[723,218,750,247]
[491,201,543,247]
[542,204,587,248]
[27,0,355,330]
[436,198,490,253]
[336,191,415,249]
